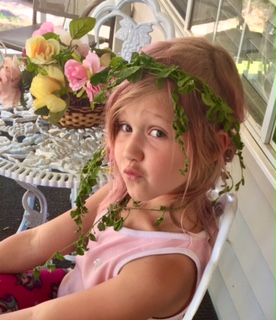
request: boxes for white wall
[209,126,275,320]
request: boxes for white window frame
[159,0,275,167]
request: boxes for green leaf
[76,246,86,255]
[33,268,40,278]
[34,106,49,116]
[94,90,107,104]
[154,216,164,227]
[70,208,80,219]
[157,66,178,78]
[69,17,96,40]
[109,56,127,68]
[43,32,60,41]
[48,264,57,273]
[48,109,66,124]
[114,66,143,82]
[177,74,191,87]
[98,222,106,231]
[201,92,217,107]
[54,252,65,261]
[114,219,124,231]
[159,206,167,211]
[89,233,97,241]
[178,80,195,94]
[91,67,110,85]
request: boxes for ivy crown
[93,51,245,187]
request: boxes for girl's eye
[120,124,132,132]
[150,129,166,138]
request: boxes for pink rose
[65,53,105,100]
[0,56,22,108]
[76,43,90,57]
[83,53,104,75]
[32,22,55,36]
[85,81,102,102]
[64,60,88,91]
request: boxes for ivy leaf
[75,246,86,256]
[89,233,97,241]
[114,66,143,82]
[114,218,124,231]
[178,79,195,94]
[157,66,178,78]
[154,216,164,227]
[98,222,106,231]
[54,252,65,261]
[91,67,110,85]
[33,268,40,278]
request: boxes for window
[160,0,275,164]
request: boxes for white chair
[85,0,175,61]
[0,0,102,52]
[183,192,237,319]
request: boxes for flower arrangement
[0,17,114,124]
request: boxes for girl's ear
[218,130,235,162]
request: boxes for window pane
[171,0,275,127]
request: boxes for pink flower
[0,56,22,108]
[32,22,55,36]
[83,53,104,75]
[65,53,104,93]
[33,22,89,58]
[64,60,88,91]
[76,43,90,57]
[85,81,102,102]
[82,53,105,102]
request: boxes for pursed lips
[123,167,142,181]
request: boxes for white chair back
[183,192,237,319]
[88,0,175,61]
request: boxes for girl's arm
[0,253,197,320]
[0,183,110,273]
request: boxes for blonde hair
[99,37,246,232]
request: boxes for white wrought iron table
[0,96,108,233]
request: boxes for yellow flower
[25,35,60,64]
[30,74,66,113]
[44,65,65,85]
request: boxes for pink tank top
[58,220,211,320]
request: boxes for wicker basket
[42,96,105,129]
[58,103,105,129]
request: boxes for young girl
[0,37,245,319]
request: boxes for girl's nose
[122,133,144,162]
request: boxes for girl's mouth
[123,168,142,181]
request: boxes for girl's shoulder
[119,248,197,319]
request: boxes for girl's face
[114,94,187,202]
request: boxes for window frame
[159,0,275,167]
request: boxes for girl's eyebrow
[147,111,172,124]
[120,105,173,124]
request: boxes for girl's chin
[126,190,152,202]
[127,190,167,204]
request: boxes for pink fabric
[58,213,212,320]
[0,269,67,313]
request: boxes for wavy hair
[98,37,246,233]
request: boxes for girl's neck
[121,196,203,234]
